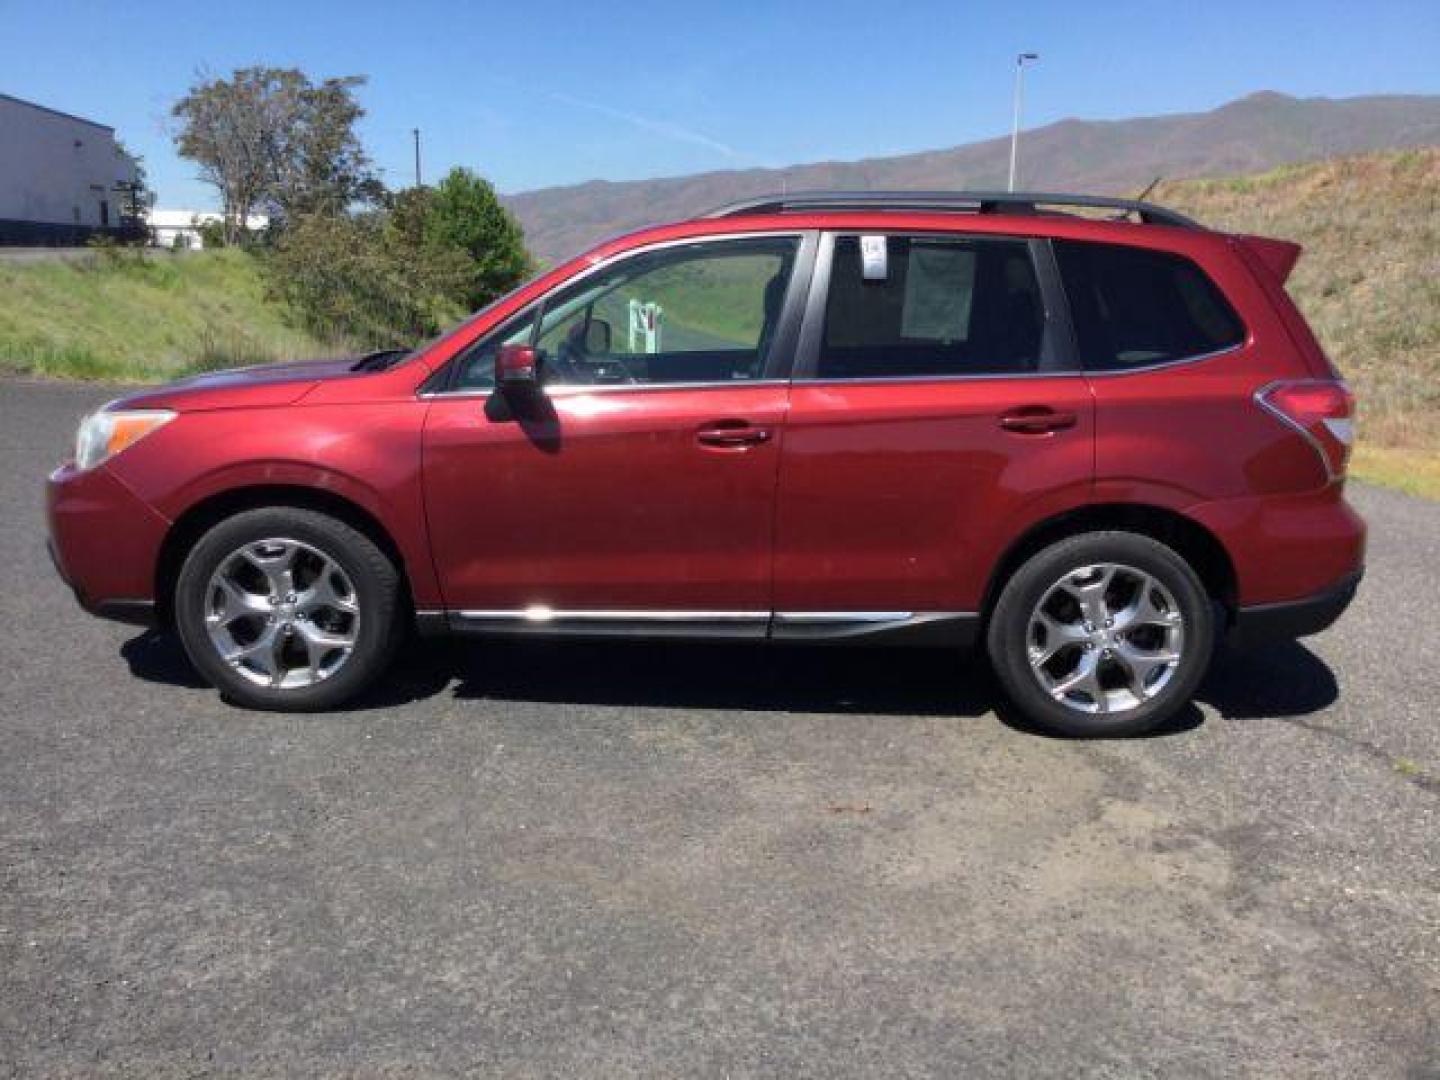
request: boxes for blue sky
[5,0,1438,209]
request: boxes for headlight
[75,408,176,471]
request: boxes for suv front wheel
[174,507,405,711]
[987,531,1214,737]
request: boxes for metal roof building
[0,92,141,246]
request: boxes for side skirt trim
[437,609,980,647]
[773,611,978,647]
[449,609,769,641]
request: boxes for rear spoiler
[1231,232,1339,379]
[1231,234,1302,284]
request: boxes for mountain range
[502,91,1440,263]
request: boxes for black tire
[174,507,405,711]
[986,531,1214,737]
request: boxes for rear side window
[816,235,1048,379]
[1054,241,1244,371]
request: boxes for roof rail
[698,190,1200,229]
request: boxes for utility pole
[413,128,423,188]
[1008,52,1039,192]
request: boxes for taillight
[1255,379,1355,481]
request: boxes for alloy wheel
[203,538,360,689]
[1026,562,1185,715]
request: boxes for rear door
[772,231,1095,629]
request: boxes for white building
[0,92,140,246]
[150,208,269,250]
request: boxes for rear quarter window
[1054,240,1245,371]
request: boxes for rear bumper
[1187,486,1366,605]
[1231,570,1361,645]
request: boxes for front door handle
[696,420,773,450]
[998,406,1078,435]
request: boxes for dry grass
[1157,149,1440,494]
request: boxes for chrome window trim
[791,342,1248,387]
[419,342,1245,396]
[420,230,811,400]
[419,379,790,401]
[797,372,1086,388]
[1080,341,1247,377]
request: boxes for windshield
[388,263,571,370]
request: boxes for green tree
[270,74,385,221]
[423,167,531,309]
[172,67,379,244]
[264,200,471,348]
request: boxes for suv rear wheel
[987,532,1214,737]
[174,508,404,711]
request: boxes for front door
[773,232,1095,627]
[423,233,811,634]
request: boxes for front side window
[816,235,1048,379]
[450,311,538,391]
[453,237,799,391]
[1054,240,1245,371]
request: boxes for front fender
[107,401,441,607]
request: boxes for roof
[0,91,116,133]
[700,190,1200,230]
[578,204,1228,271]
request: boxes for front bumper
[1231,570,1362,645]
[46,463,170,625]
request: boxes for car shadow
[1200,638,1340,719]
[120,629,1340,738]
[120,630,210,689]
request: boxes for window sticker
[901,243,974,341]
[860,235,888,281]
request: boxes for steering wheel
[553,337,642,385]
[543,337,588,385]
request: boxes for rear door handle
[696,420,773,449]
[998,406,1078,435]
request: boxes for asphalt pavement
[1,378,1436,1077]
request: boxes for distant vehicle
[46,190,1364,736]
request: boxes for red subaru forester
[46,191,1364,736]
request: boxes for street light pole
[1008,52,1039,192]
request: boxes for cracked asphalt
[1,378,1436,1077]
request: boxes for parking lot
[2,377,1436,1076]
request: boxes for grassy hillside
[0,249,337,381]
[1157,149,1439,496]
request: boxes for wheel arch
[980,503,1238,626]
[154,485,413,627]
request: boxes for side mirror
[585,318,612,354]
[495,343,540,390]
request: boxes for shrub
[263,208,470,348]
[195,217,227,249]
